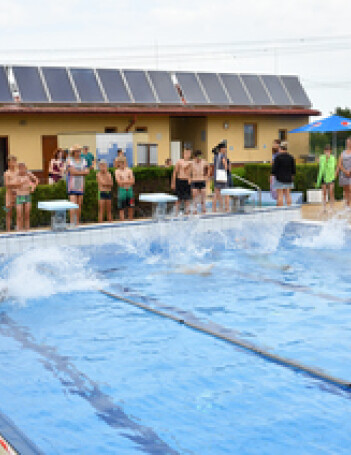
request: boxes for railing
[232,173,262,207]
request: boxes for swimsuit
[16,195,31,205]
[176,178,191,200]
[118,187,134,209]
[99,191,112,200]
[191,181,206,190]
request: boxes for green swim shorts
[118,187,134,209]
[16,195,31,205]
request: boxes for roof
[0,105,320,117]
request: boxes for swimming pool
[0,212,351,454]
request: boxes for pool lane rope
[100,289,351,392]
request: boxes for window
[137,143,158,166]
[278,129,287,141]
[244,123,257,148]
[105,127,117,133]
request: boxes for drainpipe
[125,115,137,132]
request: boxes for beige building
[0,66,319,183]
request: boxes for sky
[0,0,350,115]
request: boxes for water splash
[0,246,102,303]
[294,213,349,249]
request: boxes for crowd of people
[3,137,351,232]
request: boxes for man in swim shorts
[190,150,209,214]
[4,155,18,231]
[14,162,38,231]
[115,157,135,221]
[97,160,113,223]
[171,147,192,215]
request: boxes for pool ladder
[232,173,262,208]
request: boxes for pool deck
[301,201,348,222]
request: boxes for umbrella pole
[332,131,337,156]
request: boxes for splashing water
[0,246,102,303]
[294,213,349,249]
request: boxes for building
[0,66,319,183]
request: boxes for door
[42,135,58,184]
[0,137,8,186]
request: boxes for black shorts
[191,181,206,190]
[176,178,191,201]
[99,191,112,200]
[321,178,334,185]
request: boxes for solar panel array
[0,65,312,107]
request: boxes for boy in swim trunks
[190,150,209,214]
[115,157,135,221]
[4,155,18,231]
[14,162,38,231]
[171,147,192,215]
[97,160,113,223]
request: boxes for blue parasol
[289,114,351,133]
[289,114,351,155]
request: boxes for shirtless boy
[4,156,18,231]
[97,160,113,223]
[14,163,39,231]
[171,147,192,214]
[115,158,135,221]
[190,150,209,214]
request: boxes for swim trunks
[118,187,134,209]
[16,195,31,205]
[191,181,206,190]
[99,191,112,200]
[176,178,191,201]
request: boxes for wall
[0,114,170,170]
[206,115,310,163]
[170,117,208,158]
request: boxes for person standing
[270,139,281,201]
[82,146,95,169]
[48,148,65,184]
[190,150,209,214]
[4,155,18,232]
[316,144,336,211]
[212,142,230,212]
[171,147,192,215]
[14,163,38,231]
[67,145,89,225]
[271,142,296,206]
[97,160,113,223]
[115,158,135,221]
[336,137,351,206]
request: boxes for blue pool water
[0,216,351,454]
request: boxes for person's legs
[322,183,327,210]
[224,195,230,212]
[77,195,83,224]
[276,189,283,207]
[69,194,78,225]
[106,199,112,222]
[284,188,292,206]
[213,187,222,212]
[119,209,125,221]
[200,188,207,213]
[329,182,335,208]
[192,188,199,214]
[24,202,31,231]
[128,207,134,221]
[6,207,12,232]
[16,204,23,231]
[347,186,351,207]
[98,199,104,223]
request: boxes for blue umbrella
[289,114,351,155]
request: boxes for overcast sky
[0,0,350,115]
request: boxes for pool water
[0,216,351,454]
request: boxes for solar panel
[240,75,272,105]
[12,66,48,103]
[97,69,132,103]
[122,70,156,103]
[41,67,77,103]
[260,75,291,106]
[219,74,251,105]
[69,68,105,103]
[147,71,180,104]
[0,67,13,103]
[175,72,208,104]
[281,76,311,107]
[197,73,230,104]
